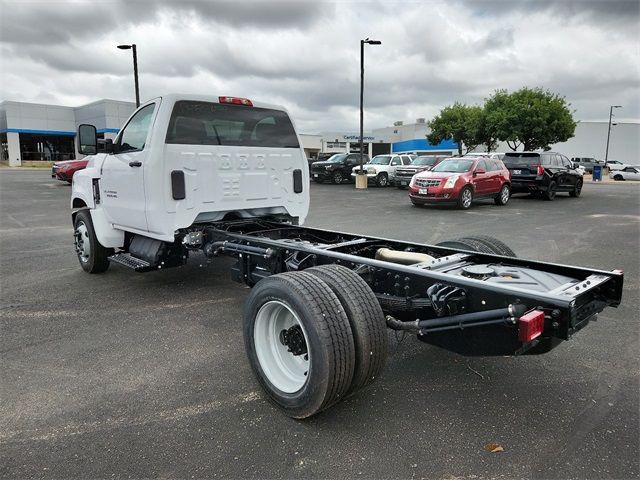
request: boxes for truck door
[101,102,157,231]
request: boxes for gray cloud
[0,0,638,133]
[460,0,640,23]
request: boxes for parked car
[571,157,603,173]
[311,153,369,184]
[408,157,511,210]
[463,152,505,160]
[572,163,587,176]
[605,160,627,171]
[51,158,89,183]
[504,151,583,200]
[394,155,448,188]
[350,154,412,187]
[610,166,640,181]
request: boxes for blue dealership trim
[0,128,76,136]
[97,128,120,133]
[392,138,458,153]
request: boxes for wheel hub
[279,325,308,356]
[74,222,91,262]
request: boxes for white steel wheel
[74,222,91,264]
[254,300,310,394]
[243,272,355,418]
[72,209,110,273]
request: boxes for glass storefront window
[19,133,76,161]
[0,133,8,161]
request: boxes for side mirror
[78,124,97,155]
[474,168,486,175]
[98,138,114,154]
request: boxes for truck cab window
[117,103,156,153]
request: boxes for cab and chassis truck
[71,94,624,418]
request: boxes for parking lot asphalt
[1,170,639,479]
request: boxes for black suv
[503,151,583,200]
[311,153,370,184]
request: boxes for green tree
[484,87,576,151]
[427,102,482,156]
[475,107,500,152]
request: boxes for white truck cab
[72,94,309,252]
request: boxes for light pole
[357,38,381,188]
[604,105,621,166]
[117,44,140,107]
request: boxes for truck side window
[117,103,156,153]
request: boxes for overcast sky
[1,0,638,133]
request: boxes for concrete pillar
[7,132,21,166]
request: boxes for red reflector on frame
[219,96,253,106]
[518,310,545,342]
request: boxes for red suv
[408,157,511,209]
[51,159,89,183]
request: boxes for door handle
[129,161,142,167]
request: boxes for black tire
[460,235,517,257]
[306,265,388,395]
[375,172,389,187]
[543,181,557,201]
[569,179,583,197]
[457,186,474,209]
[243,272,355,419]
[411,201,424,208]
[613,174,623,181]
[435,237,494,254]
[331,171,344,184]
[73,209,110,273]
[494,183,510,206]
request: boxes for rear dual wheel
[436,235,516,257]
[243,267,387,418]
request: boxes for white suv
[350,154,412,187]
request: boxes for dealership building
[1,99,638,166]
[0,100,135,166]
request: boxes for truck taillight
[537,164,545,176]
[518,310,545,343]
[219,96,253,106]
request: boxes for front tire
[73,210,110,273]
[494,184,510,205]
[331,171,344,184]
[613,174,623,181]
[243,272,356,419]
[457,186,473,209]
[375,173,389,187]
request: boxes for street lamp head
[365,39,382,45]
[612,105,622,108]
[117,44,132,50]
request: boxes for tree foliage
[426,102,482,156]
[427,87,577,154]
[484,87,576,151]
